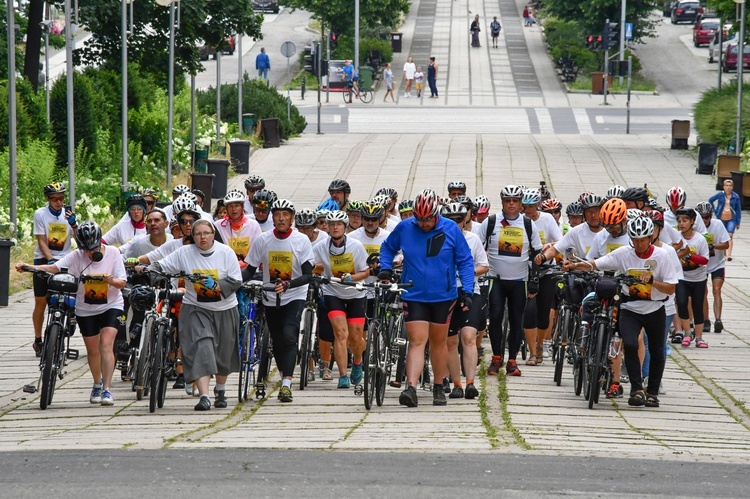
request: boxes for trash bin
[242,113,255,135]
[261,118,281,148]
[206,158,230,199]
[591,72,613,95]
[0,239,14,307]
[229,140,252,174]
[390,32,403,53]
[358,66,374,91]
[716,154,741,189]
[194,148,208,173]
[731,170,749,209]
[190,172,215,211]
[697,142,718,174]
[671,120,690,150]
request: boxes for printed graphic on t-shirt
[193,268,221,302]
[627,268,652,301]
[83,275,108,305]
[48,222,68,251]
[703,233,714,245]
[682,247,699,270]
[498,227,523,257]
[362,244,380,256]
[229,236,251,260]
[268,251,293,280]
[606,243,623,254]
[330,253,355,278]
[539,231,546,245]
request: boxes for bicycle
[342,80,373,104]
[298,275,327,391]
[254,280,283,400]
[21,267,81,410]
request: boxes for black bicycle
[298,275,327,391]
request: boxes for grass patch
[497,372,532,450]
[477,362,500,448]
[567,74,657,93]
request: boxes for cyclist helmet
[628,216,654,238]
[453,195,474,212]
[44,182,66,196]
[577,191,594,203]
[599,198,627,225]
[244,175,265,190]
[626,208,644,221]
[372,194,390,208]
[521,188,542,205]
[566,201,583,216]
[328,178,351,194]
[179,192,199,205]
[75,221,103,250]
[580,193,605,210]
[361,201,385,219]
[141,188,159,200]
[500,185,524,199]
[606,185,625,199]
[223,189,246,206]
[398,200,414,213]
[172,184,191,196]
[318,198,340,211]
[441,202,468,219]
[316,209,331,220]
[326,210,349,226]
[642,210,664,227]
[621,187,648,203]
[271,199,295,215]
[253,189,277,209]
[413,189,440,219]
[129,285,155,312]
[666,186,686,209]
[346,200,363,213]
[539,184,551,200]
[376,187,398,199]
[192,188,206,201]
[172,195,200,219]
[541,198,562,212]
[295,209,317,227]
[474,195,491,214]
[675,207,697,220]
[447,180,467,193]
[695,201,713,216]
[126,194,147,212]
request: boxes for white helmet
[295,208,317,227]
[271,199,295,215]
[501,185,524,199]
[606,185,625,199]
[441,202,468,218]
[326,210,349,226]
[628,216,654,238]
[626,208,644,221]
[522,188,542,205]
[223,189,245,205]
[172,195,200,218]
[172,184,191,195]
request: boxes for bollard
[0,239,14,307]
[301,76,306,100]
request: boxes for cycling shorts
[448,293,485,336]
[32,259,50,297]
[316,298,334,342]
[403,300,455,324]
[77,309,125,338]
[324,295,366,325]
[710,268,725,280]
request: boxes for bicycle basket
[47,273,78,293]
[594,276,619,300]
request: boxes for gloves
[377,269,393,282]
[460,292,473,311]
[66,213,77,227]
[47,259,57,265]
[203,276,217,290]
[708,244,715,257]
[340,273,353,283]
[125,257,140,266]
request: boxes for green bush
[0,81,33,150]
[49,72,100,168]
[544,17,598,76]
[0,139,57,218]
[694,80,750,146]
[332,37,393,66]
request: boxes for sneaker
[542,340,552,358]
[606,382,623,398]
[620,374,629,384]
[350,364,363,384]
[399,385,418,407]
[90,383,103,404]
[487,355,503,375]
[100,389,114,406]
[505,359,521,377]
[192,386,200,397]
[432,383,447,406]
[173,374,185,390]
[214,389,227,408]
[443,377,451,394]
[33,338,43,358]
[671,332,684,344]
[338,375,351,389]
[449,385,464,399]
[703,320,711,333]
[714,319,724,333]
[465,383,479,399]
[194,395,211,411]
[278,386,293,403]
[185,383,194,396]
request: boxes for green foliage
[49,72,100,168]
[541,0,659,43]
[544,18,599,75]
[279,0,409,37]
[16,78,50,142]
[332,37,393,65]
[694,80,750,146]
[0,82,32,150]
[0,4,25,79]
[0,139,57,219]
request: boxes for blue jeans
[258,68,268,81]
[643,313,673,379]
[721,219,736,234]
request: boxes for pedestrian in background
[414,66,424,98]
[470,15,481,47]
[490,17,501,48]
[256,47,270,82]
[523,6,536,26]
[427,57,439,98]
[383,63,395,102]
[709,179,741,261]
[403,56,416,98]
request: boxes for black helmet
[75,221,102,250]
[621,187,649,203]
[675,207,697,220]
[452,194,474,211]
[126,194,148,212]
[376,187,398,199]
[129,285,155,312]
[191,188,206,201]
[328,179,351,194]
[44,182,66,196]
[244,175,266,190]
[252,189,277,209]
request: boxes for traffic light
[586,35,596,50]
[303,42,315,74]
[330,30,338,50]
[603,21,618,51]
[320,59,329,76]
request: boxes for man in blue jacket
[256,47,270,81]
[379,189,475,407]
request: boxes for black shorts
[316,298,334,343]
[32,258,50,297]
[403,300,455,324]
[449,293,485,336]
[710,268,725,280]
[76,309,125,338]
[323,295,366,325]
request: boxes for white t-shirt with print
[215,217,263,263]
[246,230,314,306]
[704,218,731,273]
[102,219,147,247]
[146,237,187,263]
[54,246,126,317]
[120,233,174,259]
[532,211,563,247]
[658,243,683,316]
[313,236,369,300]
[349,227,391,296]
[594,245,680,314]
[255,217,274,233]
[33,206,73,260]
[479,214,542,281]
[664,209,707,234]
[459,231,488,295]
[680,232,710,282]
[658,223,683,246]
[554,223,601,260]
[586,230,630,260]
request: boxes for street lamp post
[736,0,746,154]
[7,0,17,226]
[121,0,130,195]
[238,35,243,136]
[156,0,178,190]
[354,0,359,76]
[65,0,75,206]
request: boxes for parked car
[693,18,719,46]
[708,28,735,63]
[251,0,280,13]
[199,36,236,61]
[722,43,750,73]
[671,1,703,24]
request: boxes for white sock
[215,383,226,392]
[282,379,292,388]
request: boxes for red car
[722,43,750,72]
[693,18,720,47]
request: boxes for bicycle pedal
[22,384,37,394]
[393,338,407,347]
[255,384,266,399]
[353,384,363,396]
[66,349,79,361]
[422,383,432,391]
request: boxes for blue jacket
[709,191,741,226]
[256,52,270,70]
[380,216,475,303]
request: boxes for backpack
[483,214,535,260]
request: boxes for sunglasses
[178,218,196,226]
[363,217,380,222]
[146,200,155,206]
[415,215,436,222]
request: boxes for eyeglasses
[48,196,64,202]
[146,200,155,206]
[363,217,380,222]
[178,219,196,226]
[192,231,214,238]
[415,215,435,222]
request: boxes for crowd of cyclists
[16,174,734,411]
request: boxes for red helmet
[414,189,440,219]
[541,198,561,212]
[666,186,686,209]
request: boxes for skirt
[471,31,480,47]
[179,303,240,382]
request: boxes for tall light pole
[121,0,130,195]
[238,35,243,136]
[65,0,75,206]
[736,0,746,154]
[354,0,360,74]
[619,0,626,86]
[7,0,17,226]
[157,0,178,190]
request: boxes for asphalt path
[2,450,747,497]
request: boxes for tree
[0,3,25,80]
[23,0,44,92]
[543,0,660,43]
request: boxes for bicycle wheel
[40,323,61,410]
[376,318,393,406]
[342,88,351,103]
[573,356,584,396]
[135,317,154,401]
[243,323,256,402]
[553,310,569,386]
[363,319,379,410]
[359,89,373,103]
[588,322,606,409]
[299,309,314,391]
[256,321,272,387]
[149,326,163,413]
[157,329,171,409]
[238,321,251,402]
